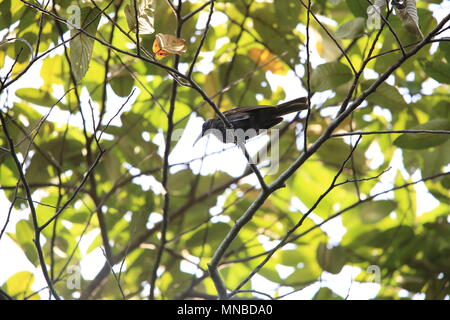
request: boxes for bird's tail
[276,97,309,116]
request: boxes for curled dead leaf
[394,0,424,40]
[125,0,155,35]
[152,33,187,58]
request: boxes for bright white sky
[0,1,449,300]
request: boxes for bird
[194,97,309,145]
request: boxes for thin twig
[149,0,182,300]
[0,111,60,300]
[297,0,357,75]
[187,0,214,78]
[331,129,450,137]
[303,0,312,153]
[227,136,363,298]
[365,0,406,56]
[206,13,450,298]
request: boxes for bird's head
[202,119,217,135]
[193,119,223,146]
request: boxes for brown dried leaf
[152,33,187,58]
[125,0,155,35]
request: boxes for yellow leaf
[313,25,342,61]
[247,48,286,75]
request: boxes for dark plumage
[195,97,308,144]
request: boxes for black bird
[194,97,309,145]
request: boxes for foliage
[0,0,449,300]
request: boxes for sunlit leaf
[313,25,343,61]
[8,220,38,267]
[15,88,66,109]
[2,271,35,299]
[247,48,287,75]
[2,0,450,300]
[335,18,365,39]
[69,6,101,82]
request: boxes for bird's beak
[193,132,203,146]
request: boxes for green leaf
[0,47,5,70]
[433,100,450,120]
[440,41,450,63]
[9,220,38,266]
[316,243,347,274]
[423,60,450,84]
[284,268,320,286]
[441,176,450,190]
[0,0,12,30]
[316,138,368,174]
[0,159,17,188]
[353,226,414,249]
[110,69,135,97]
[346,0,369,18]
[274,1,301,29]
[25,136,84,184]
[87,234,102,254]
[15,88,66,108]
[398,79,422,96]
[40,54,65,90]
[69,6,101,82]
[335,18,366,39]
[251,5,301,64]
[394,119,450,149]
[313,287,343,300]
[310,62,352,92]
[394,172,416,226]
[10,34,33,64]
[185,223,231,249]
[359,200,397,223]
[363,81,406,110]
[257,260,283,283]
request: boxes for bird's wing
[225,112,250,122]
[223,105,276,120]
[231,105,276,113]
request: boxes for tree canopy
[0,0,449,300]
